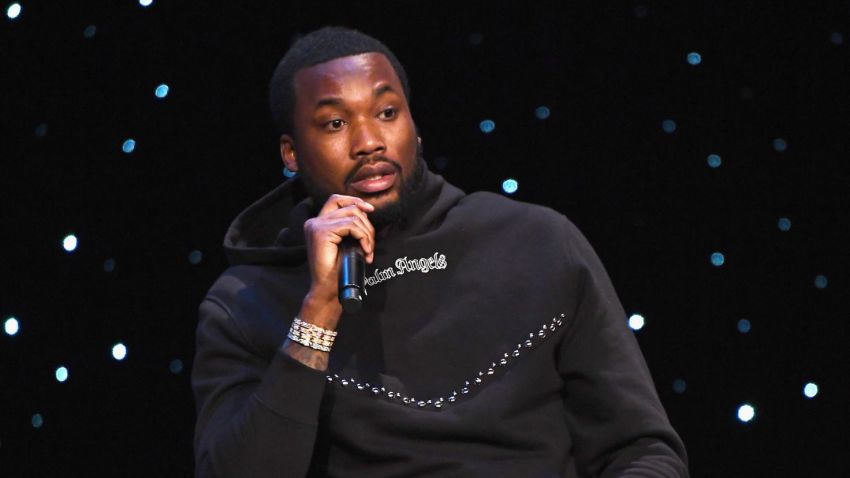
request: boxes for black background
[2,1,849,476]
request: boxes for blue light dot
[672,379,687,394]
[63,234,78,252]
[282,167,297,178]
[34,123,48,138]
[707,154,722,168]
[7,3,21,20]
[122,139,136,154]
[687,52,702,65]
[501,178,518,194]
[83,25,96,38]
[103,258,116,272]
[479,119,496,134]
[154,84,169,98]
[112,343,127,361]
[814,275,828,289]
[710,252,725,266]
[139,0,153,7]
[661,119,677,134]
[803,382,819,398]
[4,317,19,336]
[831,32,844,45]
[55,366,69,383]
[772,138,787,152]
[534,106,551,120]
[31,414,43,428]
[777,217,791,231]
[737,404,755,423]
[737,318,751,334]
[170,359,184,374]
[628,314,645,331]
[188,250,203,265]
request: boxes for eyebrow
[312,84,397,110]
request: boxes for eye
[378,107,397,120]
[325,119,345,131]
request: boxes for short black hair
[268,26,411,137]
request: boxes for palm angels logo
[365,252,448,288]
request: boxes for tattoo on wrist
[283,338,329,371]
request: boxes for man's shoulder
[456,191,571,229]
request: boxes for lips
[349,162,398,194]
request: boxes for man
[192,26,689,477]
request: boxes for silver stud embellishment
[325,313,567,410]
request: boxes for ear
[279,134,298,172]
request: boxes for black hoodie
[192,169,689,477]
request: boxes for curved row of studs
[325,313,567,410]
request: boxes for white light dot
[63,234,78,252]
[55,366,69,383]
[737,403,755,423]
[628,314,645,331]
[803,382,818,399]
[154,83,169,98]
[31,413,43,428]
[122,139,136,154]
[501,178,518,194]
[4,317,19,336]
[139,0,153,7]
[7,3,21,19]
[112,343,127,361]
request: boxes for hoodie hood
[223,168,465,266]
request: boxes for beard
[298,140,427,231]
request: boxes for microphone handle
[338,237,365,313]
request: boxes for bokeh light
[170,359,184,374]
[628,314,645,331]
[707,154,722,168]
[83,25,96,38]
[662,119,677,133]
[63,234,78,252]
[711,252,725,266]
[103,258,116,272]
[687,52,702,65]
[772,138,787,152]
[501,178,518,194]
[534,106,551,120]
[139,0,153,7]
[188,250,203,265]
[154,84,170,98]
[737,404,755,423]
[479,119,496,134]
[737,318,751,334]
[112,343,127,361]
[814,275,828,289]
[31,414,43,428]
[34,123,48,137]
[777,217,791,231]
[803,382,819,399]
[6,2,21,19]
[4,316,19,336]
[672,379,687,394]
[55,366,69,383]
[122,139,136,154]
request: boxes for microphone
[338,237,365,313]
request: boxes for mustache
[344,156,403,187]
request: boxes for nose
[350,119,386,159]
